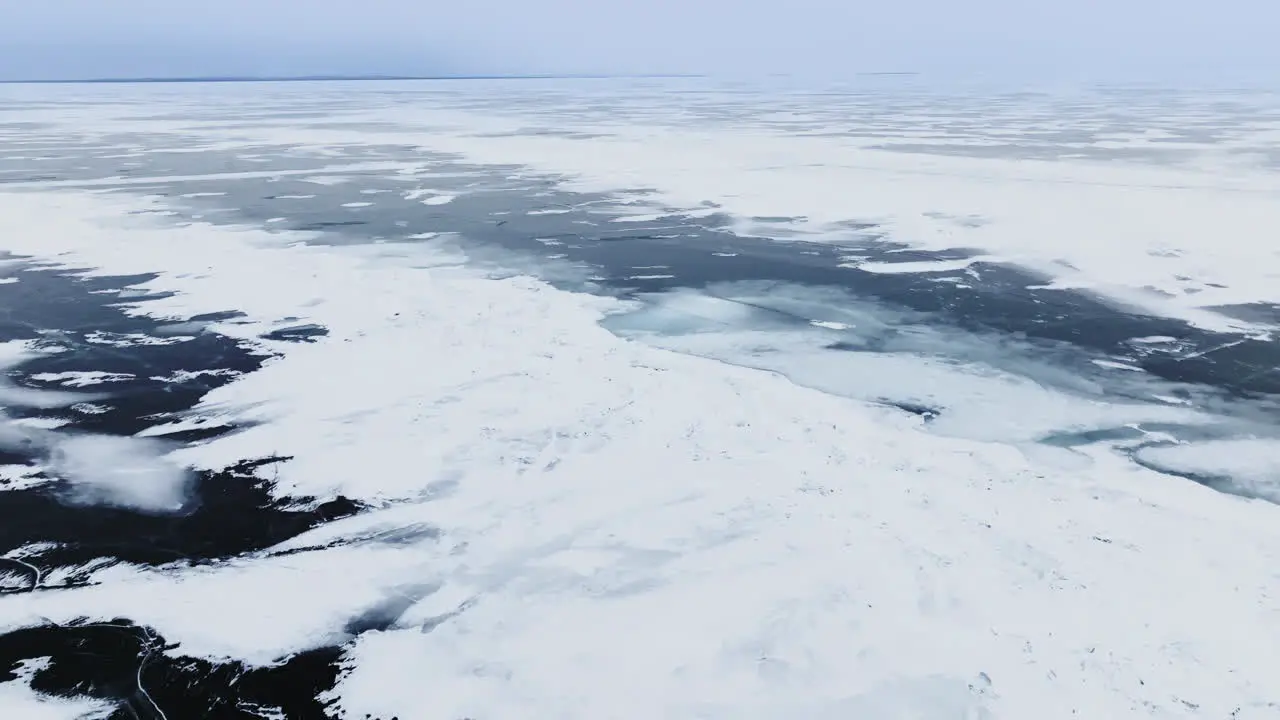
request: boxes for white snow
[403,188,458,205]
[48,435,194,514]
[1137,439,1280,503]
[850,257,992,275]
[0,659,114,720]
[316,87,1280,334]
[83,331,193,347]
[341,202,373,208]
[37,80,1273,332]
[69,402,108,415]
[302,175,351,186]
[0,163,416,190]
[0,340,36,370]
[0,463,45,491]
[0,380,100,410]
[29,371,135,387]
[148,368,239,383]
[0,187,1277,719]
[809,320,852,330]
[1091,359,1145,372]
[4,80,1280,717]
[610,212,668,223]
[0,543,442,665]
[9,417,72,430]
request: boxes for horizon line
[0,73,707,85]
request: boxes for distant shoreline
[0,73,705,85]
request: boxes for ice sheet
[109,82,1265,335]
[1,189,1278,718]
[410,122,1280,332]
[14,81,1280,335]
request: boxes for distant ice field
[1,79,1279,719]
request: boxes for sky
[2,0,1279,84]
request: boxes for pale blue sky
[2,0,1277,83]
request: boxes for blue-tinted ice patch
[1136,439,1280,503]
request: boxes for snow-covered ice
[404,188,458,206]
[2,79,1280,719]
[0,186,1277,718]
[0,659,114,720]
[1137,439,1280,503]
[121,80,1280,334]
[28,371,135,388]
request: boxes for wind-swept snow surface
[0,189,1277,719]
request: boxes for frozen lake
[1,78,1279,719]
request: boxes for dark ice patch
[0,620,345,720]
[261,323,329,343]
[0,263,263,436]
[0,457,363,573]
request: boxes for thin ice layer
[1137,439,1280,502]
